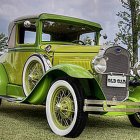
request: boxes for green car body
[0,13,102,101]
[0,13,140,137]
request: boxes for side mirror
[103,34,107,39]
[24,20,31,28]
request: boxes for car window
[42,33,51,41]
[17,21,36,45]
[80,32,96,46]
[42,20,97,45]
[24,31,36,44]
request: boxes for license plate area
[107,75,126,87]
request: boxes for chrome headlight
[92,57,107,73]
[133,61,140,77]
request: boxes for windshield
[42,20,97,45]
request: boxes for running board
[83,99,140,113]
[0,96,23,102]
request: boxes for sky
[0,0,139,58]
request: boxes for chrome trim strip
[100,72,130,76]
[84,99,140,106]
[83,99,140,113]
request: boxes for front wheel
[128,113,140,127]
[46,79,87,138]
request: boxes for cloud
[0,0,122,43]
[0,4,18,20]
[0,17,9,34]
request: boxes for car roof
[8,13,102,36]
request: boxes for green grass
[0,100,140,140]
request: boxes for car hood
[41,44,101,71]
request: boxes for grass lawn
[0,100,140,140]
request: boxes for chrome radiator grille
[102,47,129,101]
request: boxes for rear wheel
[46,78,87,138]
[0,99,2,106]
[22,54,51,96]
[128,113,140,127]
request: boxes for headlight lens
[92,57,107,73]
[134,61,140,77]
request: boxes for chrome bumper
[83,99,140,113]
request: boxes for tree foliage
[0,33,8,51]
[116,0,140,65]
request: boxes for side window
[24,31,36,44]
[17,21,36,45]
[42,33,51,41]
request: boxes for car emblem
[115,48,122,54]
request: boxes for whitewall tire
[46,78,87,138]
[22,54,51,96]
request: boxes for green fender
[128,86,140,102]
[47,64,94,78]
[22,64,105,104]
[0,64,9,96]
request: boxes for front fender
[22,64,105,104]
[129,86,140,102]
[47,64,94,79]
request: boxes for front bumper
[83,99,140,113]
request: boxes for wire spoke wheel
[52,87,75,129]
[23,54,51,96]
[26,60,44,94]
[46,79,87,138]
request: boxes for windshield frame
[40,19,100,45]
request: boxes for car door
[3,19,37,86]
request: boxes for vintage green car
[0,13,140,138]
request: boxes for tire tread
[0,99,2,106]
[64,78,88,138]
[128,113,140,127]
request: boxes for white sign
[107,75,126,87]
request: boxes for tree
[116,0,140,65]
[0,33,8,51]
